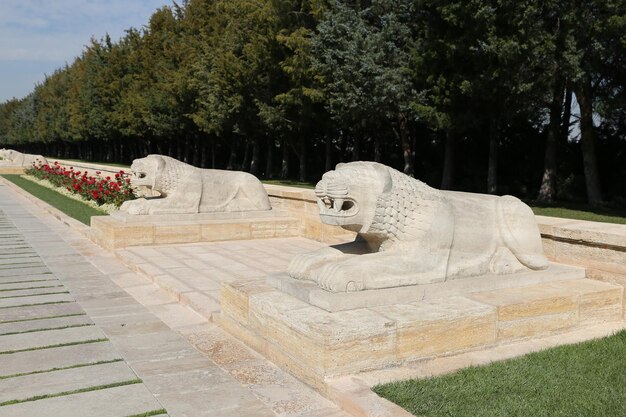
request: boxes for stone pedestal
[0,166,25,174]
[220,264,623,391]
[90,209,300,249]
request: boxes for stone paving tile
[0,325,107,352]
[0,274,57,284]
[0,341,122,377]
[0,281,62,291]
[0,286,69,298]
[0,314,93,335]
[0,361,139,403]
[0,292,74,308]
[0,181,351,417]
[0,384,165,417]
[0,302,84,322]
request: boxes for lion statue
[288,161,549,292]
[120,154,271,215]
[0,149,47,167]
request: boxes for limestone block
[154,222,201,244]
[201,222,251,241]
[120,154,271,215]
[247,291,397,376]
[372,297,496,360]
[544,279,623,324]
[288,161,549,293]
[221,281,274,326]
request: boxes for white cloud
[0,0,170,100]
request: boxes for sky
[0,0,171,102]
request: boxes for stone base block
[268,263,586,312]
[90,210,300,249]
[220,277,623,388]
[0,166,25,174]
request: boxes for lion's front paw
[120,199,150,215]
[312,261,366,292]
[287,247,345,281]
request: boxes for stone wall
[538,215,626,289]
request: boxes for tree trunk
[398,112,414,176]
[266,137,274,178]
[298,138,307,182]
[352,135,360,161]
[192,137,200,167]
[538,79,565,203]
[211,141,216,169]
[441,130,456,190]
[200,140,208,168]
[560,85,573,144]
[280,140,289,179]
[227,139,237,170]
[575,76,603,206]
[250,140,260,176]
[325,136,333,171]
[373,138,382,162]
[487,115,499,194]
[241,141,251,172]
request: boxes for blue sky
[0,0,170,102]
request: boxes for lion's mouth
[316,195,358,217]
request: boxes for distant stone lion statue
[120,154,271,215]
[0,149,47,167]
[288,161,549,292]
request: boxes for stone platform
[220,268,624,391]
[90,209,301,249]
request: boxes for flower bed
[25,162,135,208]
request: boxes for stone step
[469,278,623,340]
[221,277,624,387]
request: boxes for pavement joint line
[0,300,72,309]
[0,311,86,325]
[0,263,47,270]
[0,323,94,336]
[0,358,124,380]
[0,290,70,299]
[0,279,58,286]
[0,272,54,279]
[0,378,143,407]
[0,338,108,355]
[123,410,168,417]
[0,284,64,292]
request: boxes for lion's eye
[138,173,146,179]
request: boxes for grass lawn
[374,330,626,417]
[262,179,315,189]
[531,205,626,225]
[1,175,106,225]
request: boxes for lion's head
[129,154,188,197]
[315,162,392,233]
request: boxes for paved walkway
[0,181,348,417]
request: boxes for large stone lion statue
[0,149,47,167]
[120,155,271,215]
[288,161,549,292]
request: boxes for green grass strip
[0,284,63,292]
[0,323,93,337]
[1,174,107,225]
[0,359,123,380]
[531,205,626,225]
[0,312,86,324]
[0,300,71,309]
[374,330,626,417]
[0,378,142,406]
[0,263,46,270]
[0,338,108,355]
[0,290,69,299]
[124,410,168,417]
[0,271,53,279]
[0,278,57,285]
